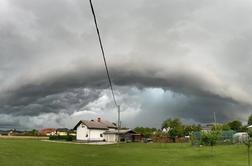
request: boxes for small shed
[233,132,249,143]
[104,129,141,142]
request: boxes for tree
[241,125,249,132]
[31,129,38,136]
[184,124,202,136]
[162,118,182,129]
[134,127,157,138]
[227,120,242,131]
[162,118,184,142]
[248,114,252,126]
[211,124,224,132]
[222,123,231,131]
[200,130,219,156]
[201,131,219,147]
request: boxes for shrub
[201,131,219,146]
[49,135,76,141]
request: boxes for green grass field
[0,138,249,166]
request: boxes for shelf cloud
[1,0,252,129]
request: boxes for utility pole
[248,142,251,166]
[117,105,120,143]
[213,112,217,125]
[245,139,251,166]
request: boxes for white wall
[76,123,106,141]
[108,128,116,131]
[76,124,89,141]
[104,134,117,142]
[89,129,105,141]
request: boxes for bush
[49,135,76,141]
[201,131,219,146]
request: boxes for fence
[152,136,190,143]
[191,130,235,146]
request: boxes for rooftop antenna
[89,0,121,143]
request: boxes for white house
[73,118,118,142]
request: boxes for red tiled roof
[39,128,56,134]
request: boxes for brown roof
[98,120,117,129]
[39,128,56,134]
[73,119,118,130]
[73,120,109,130]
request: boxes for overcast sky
[1,0,252,130]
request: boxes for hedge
[49,135,76,141]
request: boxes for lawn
[0,138,249,166]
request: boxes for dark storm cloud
[121,89,251,128]
[1,0,252,129]
[0,88,101,116]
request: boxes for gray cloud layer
[1,0,252,129]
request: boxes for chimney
[97,117,101,122]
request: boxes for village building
[39,128,56,136]
[56,128,69,136]
[73,118,117,142]
[73,118,140,142]
[0,130,10,136]
[7,129,25,136]
[68,129,77,136]
[104,129,141,142]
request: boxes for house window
[100,134,103,137]
[86,134,88,137]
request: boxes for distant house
[0,130,9,136]
[201,123,217,132]
[73,118,117,142]
[162,127,170,133]
[39,128,76,136]
[7,129,25,136]
[56,128,69,136]
[68,129,77,136]
[201,127,211,132]
[39,128,56,136]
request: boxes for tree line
[134,114,252,139]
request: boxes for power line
[89,0,118,107]
[89,0,121,143]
